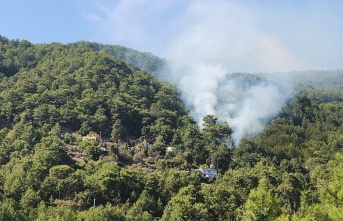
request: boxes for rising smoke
[162,1,302,145]
[87,0,342,145]
[164,62,291,145]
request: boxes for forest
[0,35,343,220]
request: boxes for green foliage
[20,188,41,209]
[77,203,126,221]
[126,190,155,220]
[0,198,25,221]
[0,37,188,142]
[241,178,282,221]
[1,35,343,220]
[35,203,76,221]
[161,185,210,221]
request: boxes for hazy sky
[1,0,342,72]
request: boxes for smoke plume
[163,1,299,145]
[82,0,343,144]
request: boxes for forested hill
[93,42,165,74]
[1,35,343,220]
[0,36,165,76]
[0,35,186,141]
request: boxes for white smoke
[82,0,343,70]
[80,0,343,144]
[163,1,299,145]
[166,60,290,145]
[221,82,288,143]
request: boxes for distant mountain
[67,41,166,74]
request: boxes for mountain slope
[1,35,343,220]
[0,36,187,143]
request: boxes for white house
[99,147,109,152]
[166,146,174,153]
[199,168,217,179]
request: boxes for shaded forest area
[0,35,343,220]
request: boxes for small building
[83,132,100,143]
[199,168,217,179]
[99,147,109,155]
[166,146,174,153]
[143,139,151,148]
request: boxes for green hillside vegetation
[0,35,343,220]
[68,41,165,75]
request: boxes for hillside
[66,41,166,75]
[0,36,185,139]
[1,35,343,220]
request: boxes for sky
[1,0,343,73]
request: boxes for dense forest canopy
[0,35,343,220]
